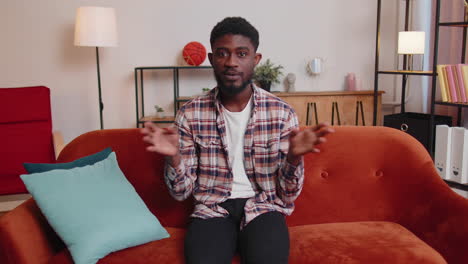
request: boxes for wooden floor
[0,194,31,216]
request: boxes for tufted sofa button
[376,170,384,177]
[321,171,329,179]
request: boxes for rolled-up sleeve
[164,111,198,201]
[276,109,304,205]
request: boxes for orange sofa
[1,126,467,264]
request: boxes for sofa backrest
[57,126,448,228]
[287,125,446,226]
[0,86,55,195]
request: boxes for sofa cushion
[289,221,446,263]
[20,152,169,264]
[48,227,186,264]
[48,221,445,264]
[23,147,112,173]
[49,228,240,264]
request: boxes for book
[452,65,466,103]
[446,65,458,103]
[443,65,452,102]
[450,127,468,184]
[435,125,452,179]
[462,65,468,101]
[436,65,449,102]
[456,64,467,103]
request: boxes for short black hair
[210,17,259,51]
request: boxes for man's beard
[214,73,252,96]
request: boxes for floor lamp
[74,6,118,129]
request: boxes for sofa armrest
[52,131,65,160]
[0,199,63,264]
[401,166,468,264]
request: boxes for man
[141,17,334,264]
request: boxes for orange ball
[182,42,207,66]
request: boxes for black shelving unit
[373,0,437,125]
[429,2,468,131]
[429,0,468,191]
[134,66,212,127]
[374,0,468,191]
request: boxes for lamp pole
[96,47,104,130]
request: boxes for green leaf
[253,59,284,85]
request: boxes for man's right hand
[141,122,180,157]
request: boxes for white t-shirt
[222,98,256,198]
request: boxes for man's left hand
[286,123,335,165]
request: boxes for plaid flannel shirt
[165,85,304,227]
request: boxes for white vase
[155,112,164,118]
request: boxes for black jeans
[184,199,290,264]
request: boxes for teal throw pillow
[20,152,169,264]
[23,147,113,173]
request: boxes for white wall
[1,0,395,144]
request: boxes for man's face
[208,34,262,96]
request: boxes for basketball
[183,42,207,66]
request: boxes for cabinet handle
[331,102,341,126]
[306,102,319,126]
[355,101,366,126]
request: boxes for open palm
[288,123,334,157]
[141,122,179,156]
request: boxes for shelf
[377,70,435,76]
[435,101,468,108]
[438,22,468,27]
[135,66,212,70]
[135,66,213,128]
[443,180,468,191]
[138,116,175,123]
[177,96,196,102]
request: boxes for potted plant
[253,59,284,92]
[154,105,164,118]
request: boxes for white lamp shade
[398,31,425,55]
[74,6,118,47]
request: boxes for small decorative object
[346,73,357,91]
[307,58,323,75]
[356,78,362,91]
[285,73,296,92]
[154,105,164,118]
[182,41,207,66]
[202,87,210,93]
[253,59,283,92]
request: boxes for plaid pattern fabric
[165,85,304,227]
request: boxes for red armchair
[0,86,57,195]
[1,126,467,263]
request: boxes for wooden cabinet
[274,91,384,126]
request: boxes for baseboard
[0,194,31,213]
